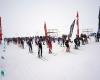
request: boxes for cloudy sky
[0,0,100,37]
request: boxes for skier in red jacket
[47,37,52,53]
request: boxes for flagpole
[44,22,48,45]
[98,6,100,33]
[0,16,2,44]
[76,11,79,37]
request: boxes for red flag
[44,22,52,52]
[0,16,2,44]
[44,22,48,37]
[76,11,79,36]
[44,22,48,44]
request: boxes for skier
[96,32,100,42]
[37,38,42,58]
[58,37,60,44]
[47,37,52,53]
[62,38,65,47]
[65,39,70,52]
[20,38,24,49]
[27,38,33,53]
[80,34,85,45]
[84,34,88,44]
[74,35,80,49]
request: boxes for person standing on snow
[27,38,33,53]
[74,35,80,49]
[37,37,43,58]
[47,37,52,54]
[65,39,70,52]
[20,38,24,49]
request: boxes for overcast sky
[0,0,100,37]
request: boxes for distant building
[82,28,93,35]
[47,29,58,38]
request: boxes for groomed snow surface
[0,37,100,80]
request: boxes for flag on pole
[68,19,75,38]
[43,22,52,51]
[96,7,100,39]
[0,16,2,44]
[44,22,48,44]
[76,11,79,36]
[44,22,48,37]
[97,7,100,33]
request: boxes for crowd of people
[3,33,98,59]
[95,32,100,42]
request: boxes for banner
[0,16,2,44]
[44,22,48,37]
[97,7,100,33]
[76,11,79,36]
[68,19,75,38]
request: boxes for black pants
[29,45,33,53]
[75,44,78,49]
[38,47,42,58]
[96,37,99,42]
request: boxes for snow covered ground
[0,37,100,80]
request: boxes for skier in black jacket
[74,35,80,49]
[27,38,33,53]
[65,39,70,52]
[37,38,42,58]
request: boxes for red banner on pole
[44,22,48,37]
[44,22,52,53]
[0,16,2,44]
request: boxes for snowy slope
[0,37,100,80]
